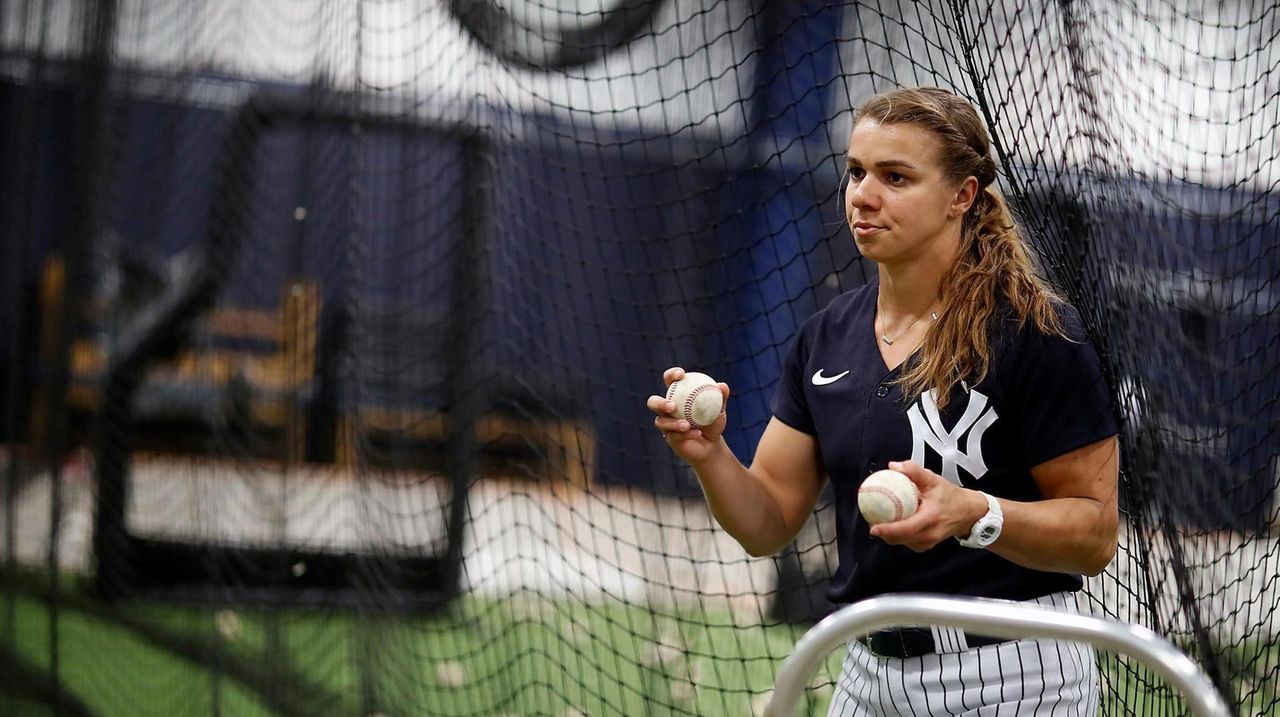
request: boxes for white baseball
[665,371,724,427]
[858,469,919,525]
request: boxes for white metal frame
[765,594,1231,717]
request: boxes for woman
[647,87,1119,715]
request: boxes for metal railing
[765,594,1231,717]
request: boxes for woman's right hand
[646,366,731,466]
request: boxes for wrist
[956,491,1004,549]
[688,436,732,471]
[958,490,989,537]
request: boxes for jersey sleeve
[1008,305,1119,468]
[771,320,817,435]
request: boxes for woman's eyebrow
[845,156,918,170]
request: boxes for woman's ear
[950,176,980,218]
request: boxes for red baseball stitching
[861,486,906,521]
[684,384,715,426]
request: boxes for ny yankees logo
[907,389,998,484]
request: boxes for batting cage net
[2,1,1277,715]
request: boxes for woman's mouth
[853,222,884,237]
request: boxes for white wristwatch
[957,492,1003,549]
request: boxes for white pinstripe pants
[826,592,1099,717]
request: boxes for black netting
[2,1,1277,715]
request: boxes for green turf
[5,575,1268,716]
[7,595,275,715]
[3,580,838,716]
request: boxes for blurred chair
[333,306,594,487]
[337,393,596,488]
[33,252,320,463]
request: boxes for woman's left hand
[868,460,988,552]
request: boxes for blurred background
[1,1,1277,715]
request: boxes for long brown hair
[853,87,1065,411]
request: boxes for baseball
[858,469,919,525]
[665,371,725,427]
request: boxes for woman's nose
[847,176,877,210]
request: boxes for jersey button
[875,385,889,398]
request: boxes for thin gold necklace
[878,302,938,345]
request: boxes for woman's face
[844,119,973,267]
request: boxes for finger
[869,511,929,542]
[663,367,685,386]
[646,395,677,415]
[888,460,938,490]
[870,524,932,553]
[667,427,703,442]
[888,460,920,477]
[654,416,691,433]
[717,383,731,414]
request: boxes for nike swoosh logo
[811,369,850,386]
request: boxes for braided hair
[852,87,1065,412]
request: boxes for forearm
[690,440,800,557]
[983,495,1117,576]
[650,375,823,558]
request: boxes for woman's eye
[887,172,907,184]
[847,167,865,181]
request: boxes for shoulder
[991,298,1089,352]
[994,299,1106,384]
[1055,302,1090,342]
[990,298,1118,464]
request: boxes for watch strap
[957,491,1003,548]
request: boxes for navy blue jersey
[772,278,1118,604]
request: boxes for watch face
[959,494,1002,548]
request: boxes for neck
[876,259,949,318]
[876,223,961,316]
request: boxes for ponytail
[897,185,1064,412]
[856,87,1067,412]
